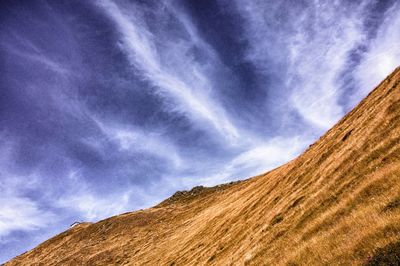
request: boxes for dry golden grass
[6,67,400,265]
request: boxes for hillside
[6,67,400,265]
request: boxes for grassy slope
[6,67,400,265]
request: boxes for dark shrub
[366,241,400,265]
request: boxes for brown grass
[5,66,400,265]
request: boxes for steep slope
[6,67,400,265]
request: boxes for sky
[0,0,399,262]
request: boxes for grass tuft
[382,196,400,212]
[270,214,284,226]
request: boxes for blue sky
[1,0,399,262]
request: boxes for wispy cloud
[0,40,69,75]
[234,0,397,129]
[189,136,309,186]
[353,2,400,103]
[91,117,183,169]
[56,169,173,220]
[0,193,53,239]
[285,0,376,129]
[57,189,131,221]
[0,140,52,239]
[97,0,239,142]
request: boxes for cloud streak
[0,141,54,240]
[233,0,399,130]
[353,1,400,103]
[0,193,53,239]
[98,0,240,142]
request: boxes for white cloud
[234,0,386,129]
[54,170,131,221]
[57,191,131,221]
[177,136,309,187]
[284,2,368,129]
[0,170,53,240]
[0,33,70,75]
[97,0,239,143]
[91,117,183,168]
[0,194,53,239]
[57,170,173,220]
[0,140,54,241]
[353,3,400,104]
[225,137,307,176]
